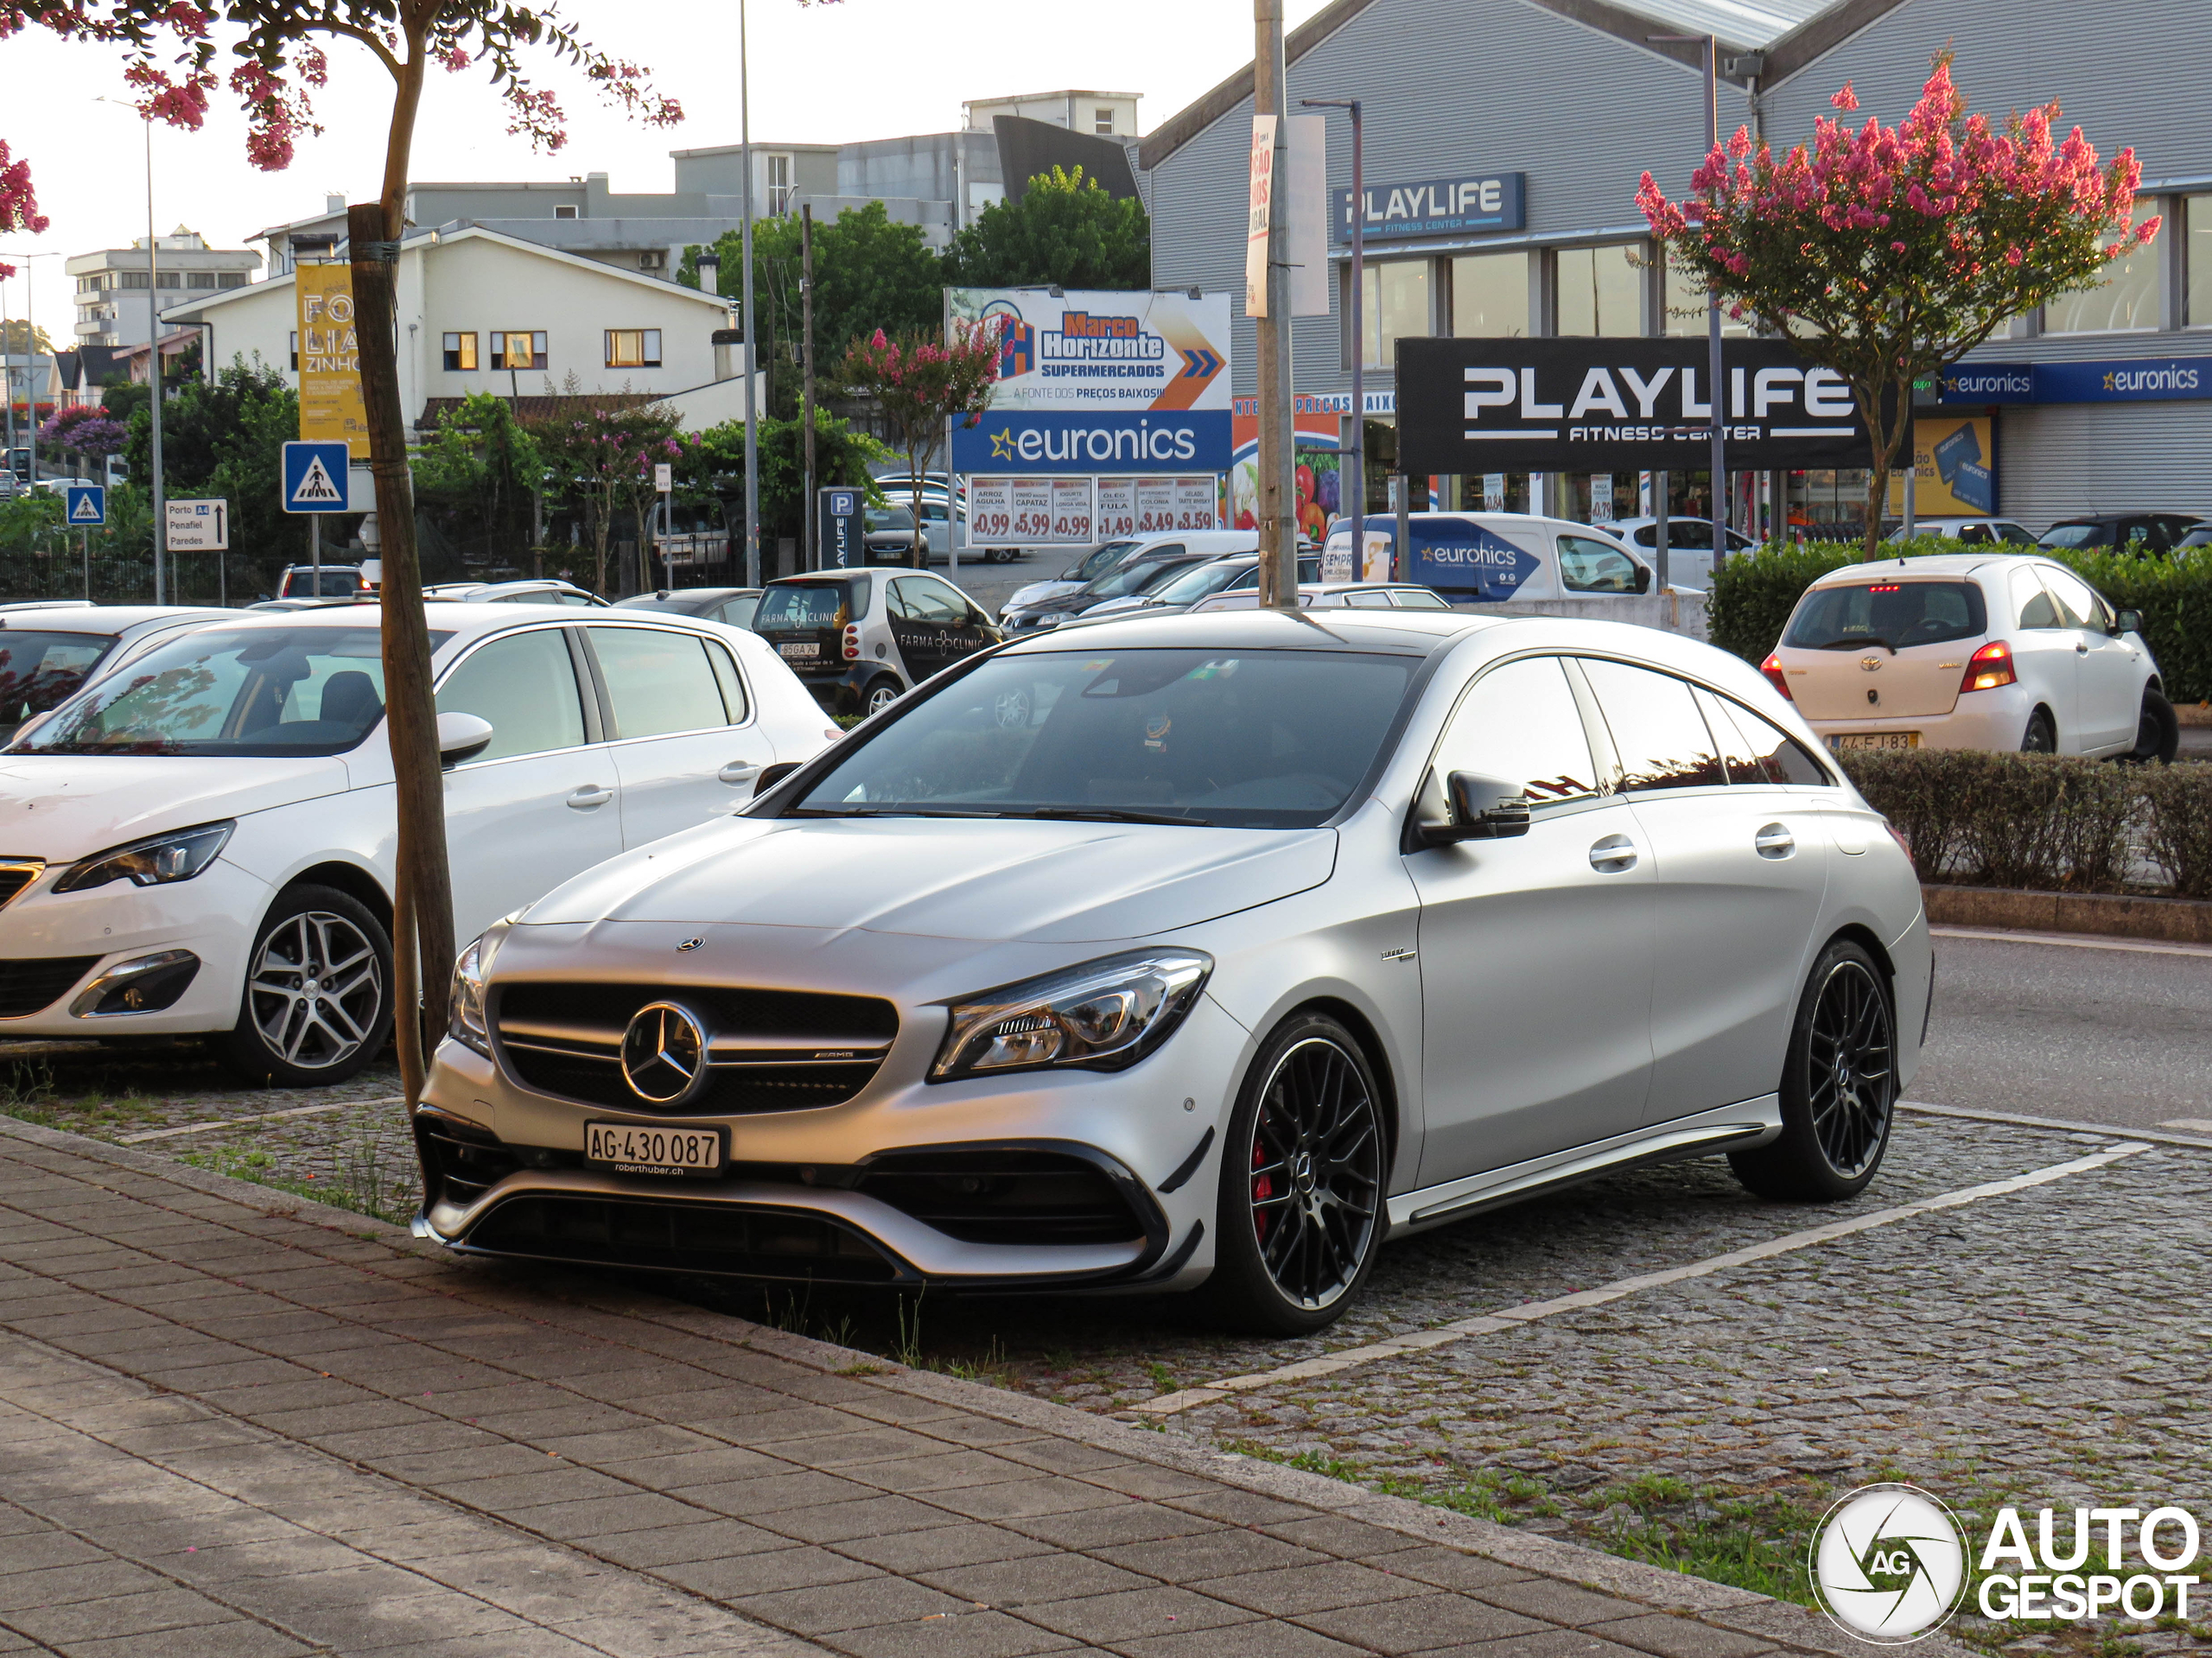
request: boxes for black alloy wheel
[1206,1013,1385,1334]
[2021,708,2057,753]
[1731,940,1897,1202]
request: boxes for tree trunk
[1858,374,1910,561]
[355,201,453,1102]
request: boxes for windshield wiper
[1020,806,1203,827]
[788,805,1003,819]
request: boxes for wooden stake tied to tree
[1638,57,2153,555]
[7,0,678,1102]
[840,321,1004,564]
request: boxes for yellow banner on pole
[296,264,368,459]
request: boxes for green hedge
[1838,748,2212,897]
[1708,539,2212,705]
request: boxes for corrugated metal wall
[1998,402,2212,528]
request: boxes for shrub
[2139,763,2212,899]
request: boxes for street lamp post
[98,98,165,601]
[1649,34,1727,568]
[1301,97,1364,556]
[737,0,760,588]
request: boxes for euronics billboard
[947,288,1232,474]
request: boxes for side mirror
[2113,608,2143,636]
[1632,563,1653,594]
[435,711,494,767]
[1411,771,1532,848]
[753,760,801,798]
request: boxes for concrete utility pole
[1254,0,1296,608]
[738,0,760,588]
[801,206,817,574]
[1303,97,1363,551]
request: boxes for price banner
[1094,478,1136,540]
[1173,477,1220,530]
[1010,479,1054,541]
[968,477,1014,541]
[1134,478,1178,535]
[1050,479,1094,543]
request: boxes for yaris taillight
[842,624,861,661]
[1760,651,1792,701]
[1961,640,2015,692]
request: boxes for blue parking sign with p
[283,441,352,513]
[64,485,105,527]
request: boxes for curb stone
[1923,882,2212,944]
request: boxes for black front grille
[493,981,899,1115]
[466,1194,899,1281]
[855,1149,1146,1247]
[0,956,99,1019]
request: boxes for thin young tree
[1639,57,2152,555]
[5,1,679,1100]
[841,321,1003,562]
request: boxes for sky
[0,0,1334,341]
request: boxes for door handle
[566,785,613,810]
[1754,823,1796,859]
[1588,834,1637,873]
[717,761,760,785]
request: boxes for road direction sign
[166,499,229,551]
[283,441,352,513]
[64,485,105,527]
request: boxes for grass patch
[1590,1477,1824,1605]
[179,1131,410,1226]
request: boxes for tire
[863,677,903,717]
[2021,708,2056,753]
[1729,940,1897,1203]
[220,885,393,1088]
[1202,1013,1387,1336]
[2127,689,2180,765]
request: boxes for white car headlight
[931,949,1211,1083]
[1035,613,1071,628]
[448,924,509,1057]
[54,821,234,893]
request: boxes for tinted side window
[1699,689,1831,786]
[2038,564,2110,630]
[1578,658,1726,792]
[1434,656,1600,805]
[703,638,749,722]
[436,629,587,761]
[590,627,728,739]
[1557,536,1641,594]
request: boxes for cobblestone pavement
[0,1117,1925,1658]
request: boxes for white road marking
[1133,1140,2151,1417]
[119,1096,405,1144]
[1931,925,2212,959]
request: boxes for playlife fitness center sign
[1395,337,1872,475]
[950,288,1230,543]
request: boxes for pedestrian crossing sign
[65,485,105,526]
[283,441,353,513]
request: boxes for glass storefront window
[1451,252,1528,337]
[1363,259,1433,369]
[1556,245,1643,336]
[2046,201,2160,334]
[1664,246,1754,336]
[2188,196,2212,327]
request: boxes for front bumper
[413,989,1247,1292]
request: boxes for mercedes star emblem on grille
[620,1002,709,1105]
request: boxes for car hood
[1003,578,1084,611]
[521,815,1339,943]
[0,753,353,861]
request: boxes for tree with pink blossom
[0,139,46,279]
[1639,56,2154,553]
[841,321,1006,562]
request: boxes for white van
[1322,512,1660,602]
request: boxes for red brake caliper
[1251,1134,1273,1242]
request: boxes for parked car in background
[1765,554,2176,761]
[2176,524,2212,552]
[416,607,1928,1331]
[276,565,374,600]
[1605,518,1756,587]
[753,568,1001,717]
[1001,531,1257,620]
[1189,582,1452,613]
[1071,552,1325,624]
[999,550,1225,633]
[1323,514,1662,600]
[616,588,762,630]
[0,603,836,1086]
[1882,518,2033,546]
[2036,513,2201,555]
[423,580,609,607]
[0,603,237,743]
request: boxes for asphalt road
[1912,928,2212,1130]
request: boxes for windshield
[1086,558,1199,601]
[1150,561,1253,606]
[282,569,360,597]
[789,648,1416,829]
[757,580,865,630]
[2037,524,2104,549]
[1786,581,1988,651]
[1068,540,1140,581]
[0,631,114,740]
[865,506,916,532]
[7,626,449,756]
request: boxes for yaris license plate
[778,641,819,658]
[1833,731,1921,750]
[584,1122,724,1178]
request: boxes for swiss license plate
[1833,731,1922,750]
[584,1121,724,1178]
[778,641,819,659]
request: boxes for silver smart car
[417,610,1930,1333]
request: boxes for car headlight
[54,821,234,893]
[1035,613,1071,628]
[931,949,1212,1083]
[448,924,510,1057]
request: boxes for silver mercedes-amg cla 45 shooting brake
[415,608,1931,1334]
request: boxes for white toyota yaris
[0,603,834,1083]
[419,608,1932,1332]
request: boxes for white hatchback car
[1766,555,2173,761]
[417,609,1929,1332]
[0,605,836,1084]
[0,603,238,740]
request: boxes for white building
[963,91,1143,138]
[162,226,747,435]
[66,231,258,349]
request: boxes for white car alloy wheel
[226,886,392,1085]
[865,679,903,716]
